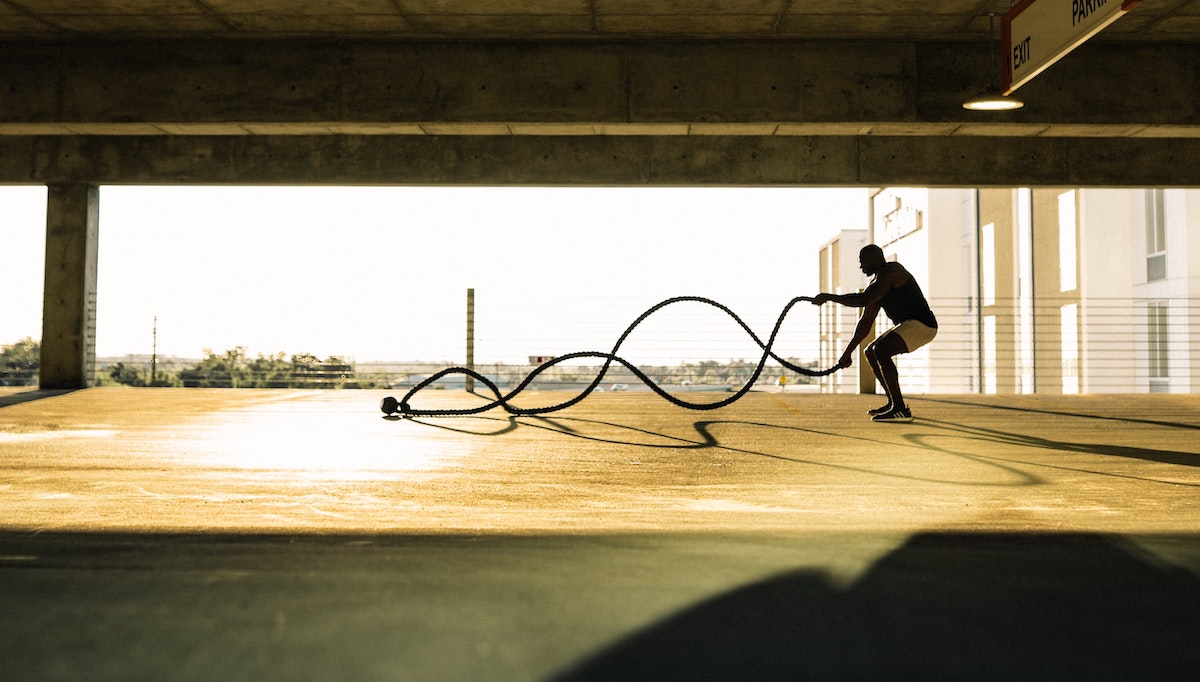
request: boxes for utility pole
[150,315,158,387]
[465,288,475,393]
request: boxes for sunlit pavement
[2,387,1198,680]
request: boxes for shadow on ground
[0,389,75,409]
[553,532,1200,682]
[1,531,1197,680]
[922,397,1200,432]
[914,417,1200,471]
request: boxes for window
[1016,189,1034,394]
[1147,300,1169,381]
[983,315,996,394]
[819,244,829,292]
[981,222,995,306]
[1061,304,1079,394]
[831,239,840,288]
[1058,191,1077,292]
[1146,189,1166,281]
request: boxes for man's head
[859,244,887,276]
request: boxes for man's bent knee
[870,332,909,360]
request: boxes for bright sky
[1,186,867,364]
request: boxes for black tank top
[881,275,938,328]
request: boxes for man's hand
[837,350,854,369]
[810,293,833,305]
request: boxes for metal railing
[8,294,1199,394]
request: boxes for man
[810,244,937,423]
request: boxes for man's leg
[865,332,909,410]
[864,342,893,412]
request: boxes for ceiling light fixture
[963,13,1024,112]
[962,92,1025,111]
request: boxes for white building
[816,230,868,394]
[817,187,1200,395]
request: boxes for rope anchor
[380,295,840,418]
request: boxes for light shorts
[883,319,938,353]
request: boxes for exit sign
[1002,0,1140,94]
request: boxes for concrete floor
[1,387,1198,680]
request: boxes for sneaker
[872,407,913,423]
[868,403,893,416]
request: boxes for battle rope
[380,295,843,418]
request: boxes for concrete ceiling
[2,1,1199,186]
[2,0,1199,42]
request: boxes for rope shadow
[399,413,1042,487]
[405,414,709,450]
[400,407,1195,488]
[691,419,1040,487]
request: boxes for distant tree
[149,369,181,387]
[291,353,354,388]
[291,352,320,370]
[179,347,248,388]
[1,337,39,370]
[107,362,146,387]
[321,356,357,388]
[100,361,180,387]
[245,352,292,387]
[696,360,722,382]
[0,337,39,386]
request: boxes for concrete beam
[0,40,1197,135]
[6,135,1200,188]
[39,184,99,390]
[0,136,36,181]
[2,39,1196,190]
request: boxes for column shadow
[913,416,1199,471]
[921,397,1200,432]
[551,532,1200,682]
[0,389,76,409]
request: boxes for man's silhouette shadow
[554,532,1200,681]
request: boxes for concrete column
[465,288,475,394]
[40,184,99,389]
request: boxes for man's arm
[812,289,869,307]
[838,301,881,368]
[810,264,901,308]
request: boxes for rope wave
[381,295,840,417]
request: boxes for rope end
[380,396,400,416]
